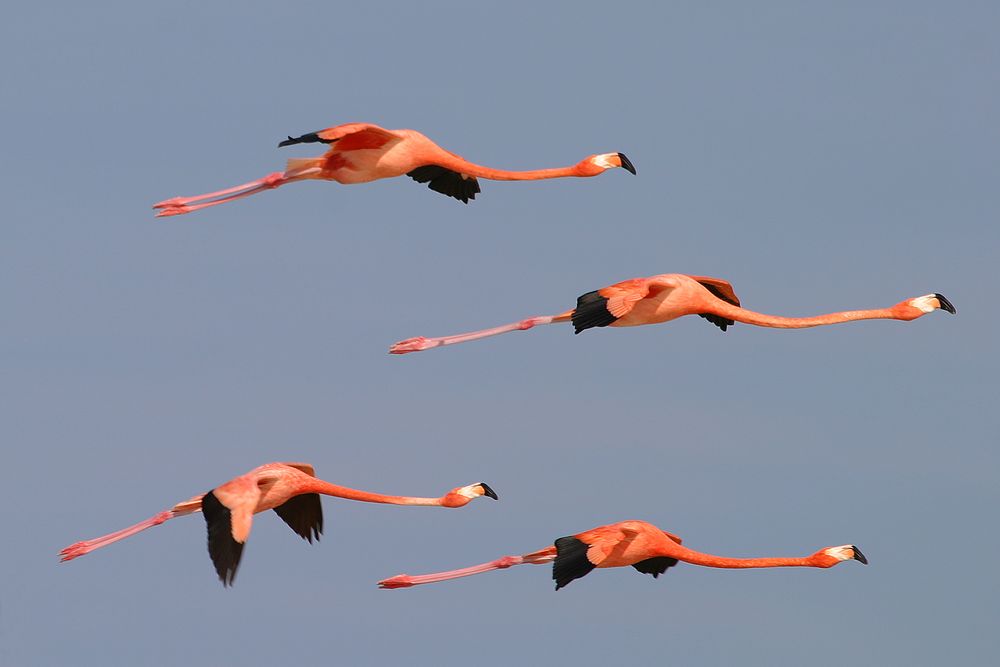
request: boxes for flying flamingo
[378,519,867,590]
[389,273,956,354]
[152,122,636,216]
[60,462,498,586]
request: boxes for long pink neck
[707,300,899,329]
[302,478,445,506]
[431,154,585,181]
[666,543,819,569]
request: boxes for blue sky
[2,2,997,665]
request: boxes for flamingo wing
[268,463,323,542]
[631,527,683,577]
[278,123,403,152]
[689,276,740,306]
[273,494,323,543]
[201,483,261,586]
[282,462,317,477]
[689,275,741,332]
[572,278,651,334]
[631,556,679,578]
[406,165,481,203]
[583,523,644,564]
[552,523,645,589]
[552,536,596,590]
[661,529,683,545]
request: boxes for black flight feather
[553,536,596,590]
[407,165,481,203]
[571,290,617,334]
[697,282,739,332]
[201,490,245,587]
[273,493,324,543]
[278,131,334,147]
[631,556,679,578]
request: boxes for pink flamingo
[379,519,867,590]
[390,273,956,354]
[60,462,497,586]
[153,122,636,216]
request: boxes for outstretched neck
[304,479,444,506]
[668,543,822,569]
[707,299,899,329]
[432,154,587,181]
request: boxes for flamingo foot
[152,197,186,209]
[154,206,191,218]
[59,542,92,562]
[378,575,415,589]
[389,337,438,354]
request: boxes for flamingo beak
[478,483,499,500]
[852,546,869,565]
[934,293,956,314]
[617,153,637,175]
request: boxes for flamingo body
[572,274,743,332]
[379,519,867,591]
[390,273,956,354]
[60,462,498,586]
[153,122,636,216]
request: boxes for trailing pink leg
[60,511,177,561]
[59,498,202,562]
[155,181,280,217]
[153,173,284,208]
[378,551,555,589]
[153,168,321,217]
[389,315,563,354]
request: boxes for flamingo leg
[60,495,203,562]
[378,551,555,589]
[153,168,321,217]
[59,510,181,561]
[154,182,280,217]
[389,315,562,354]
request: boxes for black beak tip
[278,136,295,147]
[934,293,956,314]
[617,152,637,175]
[479,482,499,500]
[852,546,869,565]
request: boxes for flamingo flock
[59,120,956,612]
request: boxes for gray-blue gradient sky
[3,2,998,665]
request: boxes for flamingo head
[442,482,499,507]
[579,153,637,176]
[911,293,956,314]
[895,293,957,320]
[815,544,868,567]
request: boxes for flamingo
[389,273,956,354]
[378,519,867,590]
[152,122,636,216]
[60,462,498,586]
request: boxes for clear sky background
[2,2,997,665]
